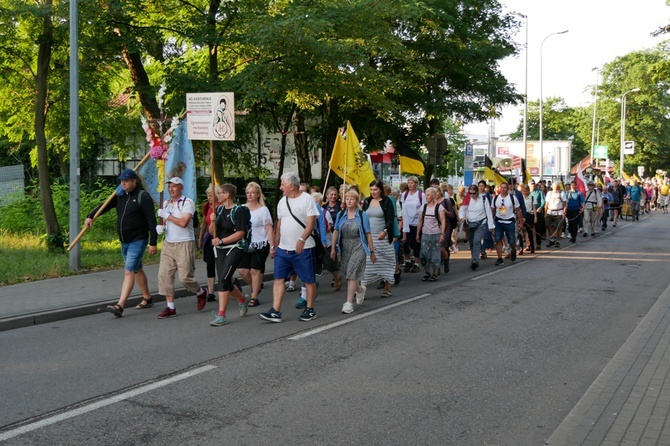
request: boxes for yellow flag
[621,171,631,182]
[484,167,508,187]
[328,121,376,196]
[633,174,641,182]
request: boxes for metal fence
[0,165,24,207]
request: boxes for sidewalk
[0,257,274,332]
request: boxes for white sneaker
[341,302,354,314]
[452,246,459,253]
[356,285,366,305]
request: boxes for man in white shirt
[156,177,208,318]
[259,172,320,323]
[492,182,524,266]
[582,180,602,238]
[458,184,495,270]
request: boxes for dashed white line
[0,365,217,442]
[288,293,431,340]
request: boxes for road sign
[426,133,447,163]
[638,166,645,177]
[593,145,608,158]
[186,92,235,141]
[623,140,635,155]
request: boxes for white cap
[166,177,183,185]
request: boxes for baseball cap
[166,177,184,185]
[118,169,137,180]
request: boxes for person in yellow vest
[660,181,670,214]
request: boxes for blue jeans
[121,239,148,272]
[467,222,488,264]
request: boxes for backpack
[494,194,516,219]
[402,189,423,207]
[421,202,442,227]
[230,204,253,252]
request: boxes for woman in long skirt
[362,180,397,298]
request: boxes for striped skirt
[363,239,396,285]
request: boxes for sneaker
[393,271,402,286]
[209,314,228,326]
[341,302,354,314]
[197,287,208,311]
[295,297,307,309]
[583,232,588,237]
[452,246,459,254]
[356,285,366,305]
[570,238,576,243]
[547,240,555,247]
[286,284,296,292]
[480,252,488,259]
[410,263,420,273]
[207,293,216,302]
[510,250,516,262]
[470,261,479,270]
[158,307,177,319]
[495,258,504,266]
[239,295,249,317]
[259,308,282,323]
[404,263,412,273]
[299,308,317,321]
[555,241,561,247]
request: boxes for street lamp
[516,13,528,165]
[620,88,640,178]
[590,67,599,161]
[539,29,569,181]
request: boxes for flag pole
[67,150,153,252]
[209,139,217,238]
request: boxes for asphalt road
[1,213,667,445]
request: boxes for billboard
[494,140,572,177]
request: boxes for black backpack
[229,204,253,252]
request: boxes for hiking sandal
[106,304,124,317]
[381,290,392,298]
[248,298,260,307]
[135,298,154,309]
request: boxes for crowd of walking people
[89,168,667,324]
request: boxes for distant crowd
[88,169,667,324]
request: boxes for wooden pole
[67,151,153,252]
[209,139,217,238]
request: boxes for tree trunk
[321,97,339,190]
[273,104,297,206]
[121,49,160,122]
[35,0,62,250]
[294,111,311,185]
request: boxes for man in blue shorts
[492,182,524,266]
[85,169,157,317]
[259,172,320,323]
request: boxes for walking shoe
[341,302,354,314]
[480,252,488,259]
[554,241,561,247]
[299,308,317,321]
[602,226,606,231]
[547,240,555,247]
[583,232,588,237]
[158,307,177,319]
[259,308,282,323]
[510,250,516,262]
[295,297,307,309]
[470,261,479,270]
[393,271,402,285]
[452,246,459,253]
[106,304,123,318]
[570,238,576,243]
[209,314,228,327]
[286,284,296,292]
[239,295,249,317]
[410,263,420,273]
[356,285,366,305]
[207,293,216,302]
[443,259,450,273]
[495,258,504,266]
[197,287,208,311]
[404,263,412,273]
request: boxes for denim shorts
[121,239,148,272]
[273,247,315,284]
[494,221,516,244]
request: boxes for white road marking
[0,365,217,442]
[288,293,431,340]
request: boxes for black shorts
[237,244,270,272]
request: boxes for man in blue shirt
[565,181,584,243]
[628,179,644,221]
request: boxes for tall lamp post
[590,67,599,161]
[620,88,640,178]
[516,12,529,164]
[539,29,569,181]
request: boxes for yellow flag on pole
[328,121,376,196]
[484,167,508,187]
